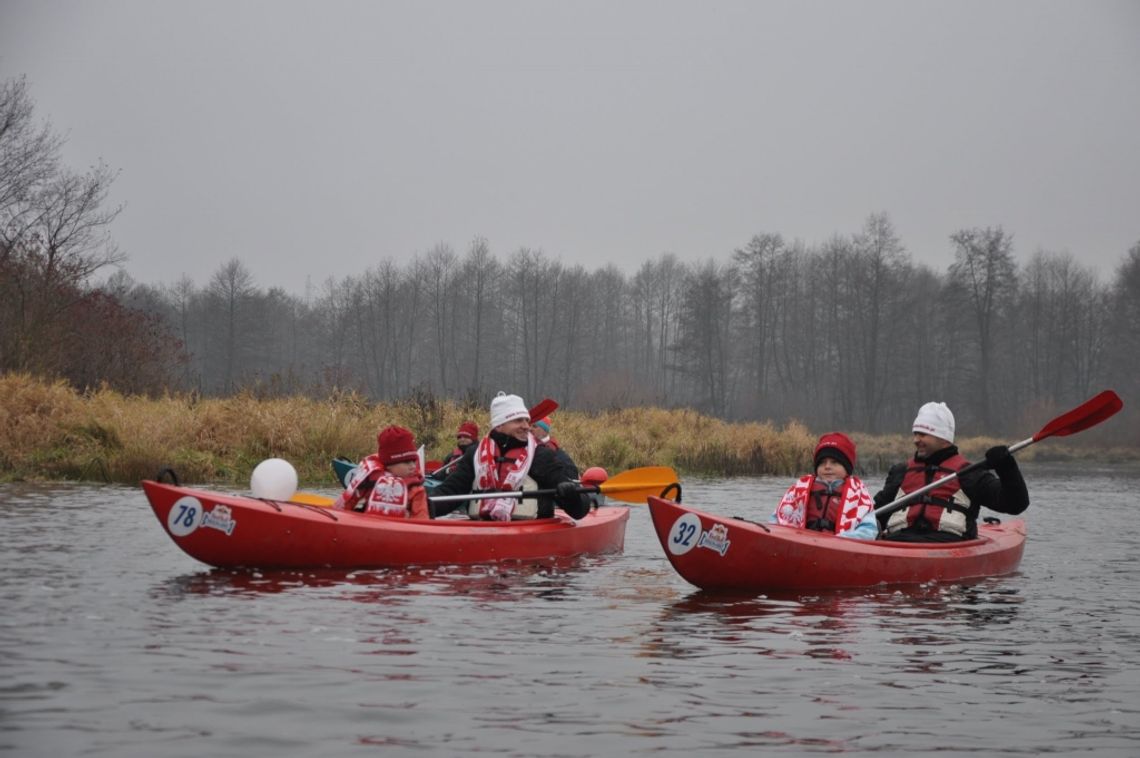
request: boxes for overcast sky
[2,0,1138,294]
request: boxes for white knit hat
[489,392,529,429]
[912,401,955,443]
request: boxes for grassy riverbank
[0,373,1131,486]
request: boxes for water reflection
[645,579,1026,663]
[154,555,596,605]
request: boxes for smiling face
[495,417,530,441]
[913,432,952,459]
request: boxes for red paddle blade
[1034,390,1123,441]
[529,398,558,423]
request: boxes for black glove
[555,480,581,505]
[984,445,1012,469]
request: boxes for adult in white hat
[873,401,1029,542]
[430,392,589,521]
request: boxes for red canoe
[647,496,1026,591]
[142,480,629,569]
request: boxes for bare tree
[1104,241,1140,442]
[733,233,784,410]
[850,213,908,430]
[205,259,256,393]
[0,77,62,225]
[673,260,735,416]
[0,76,124,375]
[948,226,1018,426]
[459,237,498,394]
[423,243,458,393]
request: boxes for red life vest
[884,454,971,537]
[805,480,845,532]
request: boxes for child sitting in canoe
[333,425,430,518]
[770,432,878,539]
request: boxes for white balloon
[250,458,298,501]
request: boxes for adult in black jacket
[875,401,1029,542]
[430,392,590,520]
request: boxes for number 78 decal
[167,496,204,537]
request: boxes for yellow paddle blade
[596,466,679,504]
[289,491,336,507]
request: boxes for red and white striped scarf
[472,433,536,514]
[774,474,874,533]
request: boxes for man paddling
[430,392,591,521]
[874,402,1029,542]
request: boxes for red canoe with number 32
[142,480,629,569]
[647,497,1027,592]
[647,391,1124,591]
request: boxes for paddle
[289,492,336,506]
[429,465,679,506]
[874,390,1123,519]
[528,397,558,424]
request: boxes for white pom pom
[250,458,298,501]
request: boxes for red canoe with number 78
[142,480,629,569]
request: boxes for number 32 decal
[667,513,703,556]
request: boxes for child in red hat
[334,425,429,518]
[770,432,878,539]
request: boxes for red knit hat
[813,432,856,475]
[377,425,418,466]
[456,421,479,440]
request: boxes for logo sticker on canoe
[667,513,703,555]
[167,496,204,536]
[697,522,731,556]
[201,504,238,536]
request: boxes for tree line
[2,75,1137,443]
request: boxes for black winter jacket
[874,445,1029,540]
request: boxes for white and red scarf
[335,454,413,517]
[472,433,536,516]
[773,474,874,534]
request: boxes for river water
[2,463,1138,757]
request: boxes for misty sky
[2,0,1138,295]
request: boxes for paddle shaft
[429,465,679,506]
[431,487,586,503]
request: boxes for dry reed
[0,373,1129,487]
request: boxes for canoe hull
[143,480,628,569]
[647,496,1026,591]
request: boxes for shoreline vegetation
[1,373,1132,487]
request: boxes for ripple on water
[2,467,1140,756]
